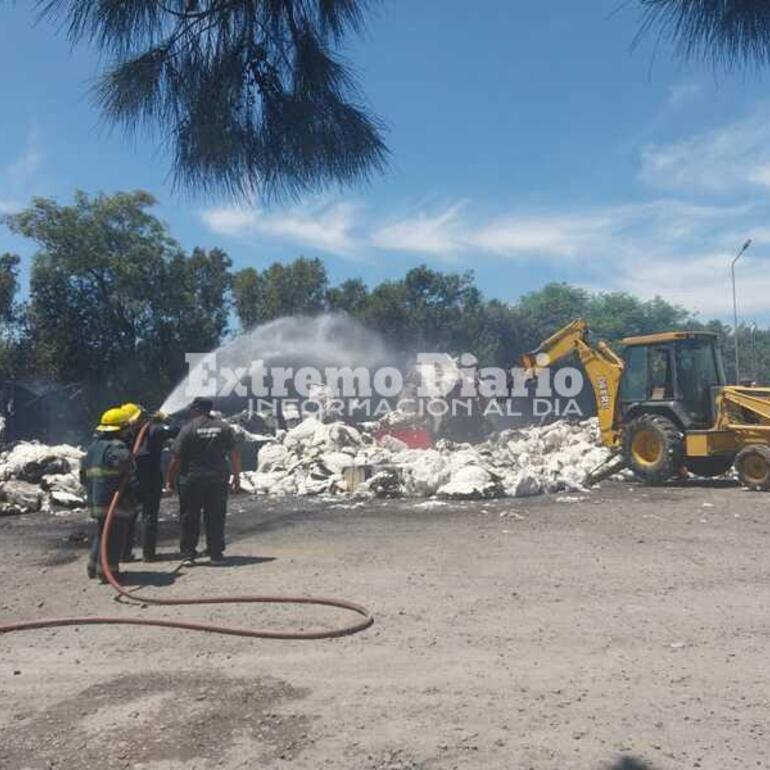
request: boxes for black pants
[179,476,228,559]
[89,515,130,574]
[123,470,163,559]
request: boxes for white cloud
[200,193,769,316]
[743,226,770,245]
[7,147,42,187]
[200,206,258,236]
[665,82,704,111]
[471,214,612,258]
[607,249,770,317]
[201,198,770,317]
[0,131,44,219]
[200,200,362,257]
[639,112,770,194]
[747,163,770,188]
[368,198,747,264]
[5,131,43,189]
[371,203,466,255]
[197,107,770,318]
[461,200,767,315]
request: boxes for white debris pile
[0,442,85,515]
[240,417,610,500]
[240,420,376,496]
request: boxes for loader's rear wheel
[623,414,683,484]
[685,455,734,478]
[735,445,770,491]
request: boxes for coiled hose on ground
[0,423,374,640]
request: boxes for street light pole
[731,239,752,384]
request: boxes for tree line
[0,191,765,424]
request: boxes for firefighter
[120,403,179,562]
[81,407,139,583]
[165,397,241,566]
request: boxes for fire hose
[0,423,374,640]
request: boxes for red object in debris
[376,426,433,449]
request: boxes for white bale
[285,417,322,444]
[41,472,83,496]
[445,448,485,474]
[1,442,84,481]
[312,422,363,450]
[397,449,449,497]
[508,472,542,498]
[257,443,291,472]
[437,465,500,500]
[0,480,43,514]
[377,434,409,453]
[238,414,612,501]
[49,490,85,509]
[320,451,356,475]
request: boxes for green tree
[0,253,20,325]
[512,283,697,353]
[361,279,410,350]
[233,256,328,328]
[3,191,231,410]
[515,283,591,350]
[638,1,770,68]
[0,253,24,377]
[355,266,488,355]
[35,0,386,199]
[587,292,694,342]
[639,295,695,332]
[178,247,233,346]
[401,266,479,350]
[463,298,523,368]
[326,278,370,315]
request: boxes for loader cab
[618,332,726,429]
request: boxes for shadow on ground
[214,554,276,567]
[601,758,658,770]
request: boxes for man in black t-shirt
[166,397,241,565]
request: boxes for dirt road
[1,480,768,769]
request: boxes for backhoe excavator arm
[520,319,625,448]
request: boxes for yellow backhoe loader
[521,319,770,489]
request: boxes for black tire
[623,414,684,484]
[735,445,770,491]
[685,455,734,478]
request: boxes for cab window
[676,338,722,424]
[648,347,673,399]
[620,346,647,402]
[621,345,673,402]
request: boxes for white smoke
[161,313,397,415]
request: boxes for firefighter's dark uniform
[80,435,138,578]
[173,414,236,560]
[123,420,177,561]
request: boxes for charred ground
[1,480,768,769]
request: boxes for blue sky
[2,1,770,321]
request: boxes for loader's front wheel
[735,445,770,491]
[623,414,683,484]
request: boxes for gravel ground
[1,479,769,770]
